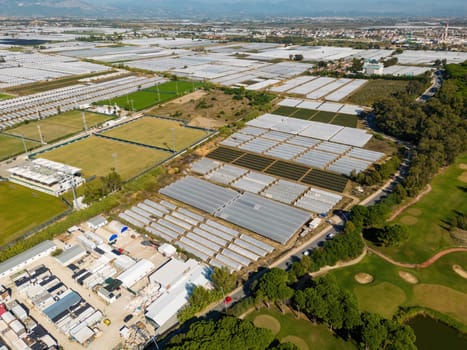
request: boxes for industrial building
[0,241,56,279]
[145,258,211,330]
[8,158,84,196]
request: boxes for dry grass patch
[354,273,374,284]
[413,284,467,324]
[452,265,467,279]
[282,336,309,350]
[398,271,419,284]
[400,216,418,225]
[253,315,281,335]
[459,163,467,170]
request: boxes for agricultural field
[265,160,309,181]
[272,106,358,128]
[246,308,357,350]
[0,93,12,99]
[101,117,210,151]
[207,147,348,193]
[96,80,204,111]
[301,169,348,192]
[376,154,467,264]
[0,133,40,161]
[330,252,467,329]
[345,80,410,106]
[4,110,114,144]
[233,153,275,171]
[150,88,251,128]
[0,182,69,246]
[40,136,171,180]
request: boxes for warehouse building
[0,241,56,278]
[145,258,211,330]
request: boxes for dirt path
[311,247,368,276]
[368,246,467,268]
[388,184,432,221]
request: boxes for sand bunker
[459,163,467,170]
[398,271,419,284]
[400,216,418,225]
[407,208,422,216]
[458,171,467,183]
[354,273,374,284]
[452,265,467,279]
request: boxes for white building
[145,259,211,329]
[0,241,56,279]
[117,259,155,288]
[363,59,384,75]
[8,158,84,196]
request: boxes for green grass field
[5,110,114,143]
[0,182,69,246]
[0,93,12,99]
[246,308,356,350]
[0,134,40,161]
[330,252,467,328]
[310,111,336,123]
[331,113,359,127]
[376,154,467,263]
[101,117,209,151]
[40,136,171,180]
[96,81,204,111]
[345,80,410,106]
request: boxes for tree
[211,266,237,292]
[167,316,275,350]
[270,342,300,350]
[376,224,409,247]
[358,312,388,350]
[256,268,294,311]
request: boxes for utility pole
[112,152,118,172]
[71,178,79,210]
[81,111,88,133]
[175,81,179,96]
[170,128,175,152]
[37,125,45,144]
[36,107,40,120]
[21,134,28,156]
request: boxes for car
[303,250,310,256]
[326,233,336,240]
[123,314,133,323]
[103,318,111,326]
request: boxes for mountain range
[1,0,465,18]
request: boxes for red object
[0,304,7,316]
[224,296,233,304]
[119,248,124,253]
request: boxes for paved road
[417,69,443,102]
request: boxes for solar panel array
[118,197,275,272]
